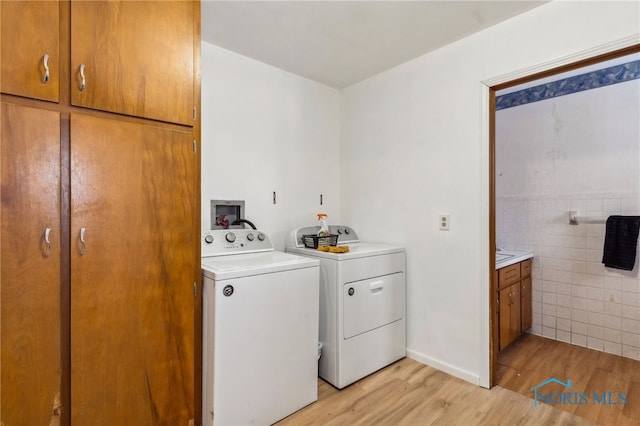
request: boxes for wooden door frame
[485,39,640,388]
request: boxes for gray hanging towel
[602,215,640,271]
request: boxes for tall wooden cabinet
[1,103,62,425]
[69,115,197,424]
[1,1,201,425]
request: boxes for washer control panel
[201,229,273,257]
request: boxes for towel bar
[568,211,606,225]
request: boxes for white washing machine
[286,225,406,389]
[201,229,319,426]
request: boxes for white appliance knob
[337,228,343,234]
[204,234,214,244]
[344,228,351,235]
[257,233,265,241]
[247,233,255,241]
[226,232,236,243]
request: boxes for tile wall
[497,193,640,360]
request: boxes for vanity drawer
[521,259,532,278]
[498,263,521,288]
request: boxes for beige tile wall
[497,193,640,360]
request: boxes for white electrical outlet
[439,215,450,231]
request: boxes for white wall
[201,42,341,249]
[497,78,640,198]
[496,73,640,359]
[340,0,640,386]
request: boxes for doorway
[489,44,640,389]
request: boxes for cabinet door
[70,1,194,125]
[498,286,511,351]
[70,114,196,424]
[511,283,521,342]
[521,276,532,332]
[499,283,521,350]
[1,103,61,424]
[1,1,60,101]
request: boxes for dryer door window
[343,272,404,339]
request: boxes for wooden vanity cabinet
[497,258,532,351]
[1,0,60,102]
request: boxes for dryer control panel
[202,230,273,257]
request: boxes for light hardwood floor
[278,356,595,425]
[498,333,640,426]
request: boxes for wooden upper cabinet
[1,1,60,102]
[70,1,195,125]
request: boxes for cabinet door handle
[44,227,52,257]
[80,227,86,255]
[43,54,50,83]
[79,64,86,91]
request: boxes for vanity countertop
[496,250,534,270]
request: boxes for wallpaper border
[496,60,640,110]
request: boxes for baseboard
[406,349,480,386]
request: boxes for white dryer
[201,229,319,426]
[286,225,406,389]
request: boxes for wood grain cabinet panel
[521,259,532,278]
[70,114,196,424]
[70,1,195,125]
[2,1,200,422]
[521,276,532,332]
[499,283,521,350]
[1,103,61,424]
[497,257,533,351]
[498,263,520,288]
[1,0,60,102]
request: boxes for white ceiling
[201,1,548,89]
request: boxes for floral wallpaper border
[496,60,640,110]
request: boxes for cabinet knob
[43,54,50,83]
[79,64,86,91]
[80,227,87,255]
[44,227,52,257]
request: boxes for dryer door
[343,272,404,339]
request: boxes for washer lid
[286,242,405,260]
[201,251,319,280]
